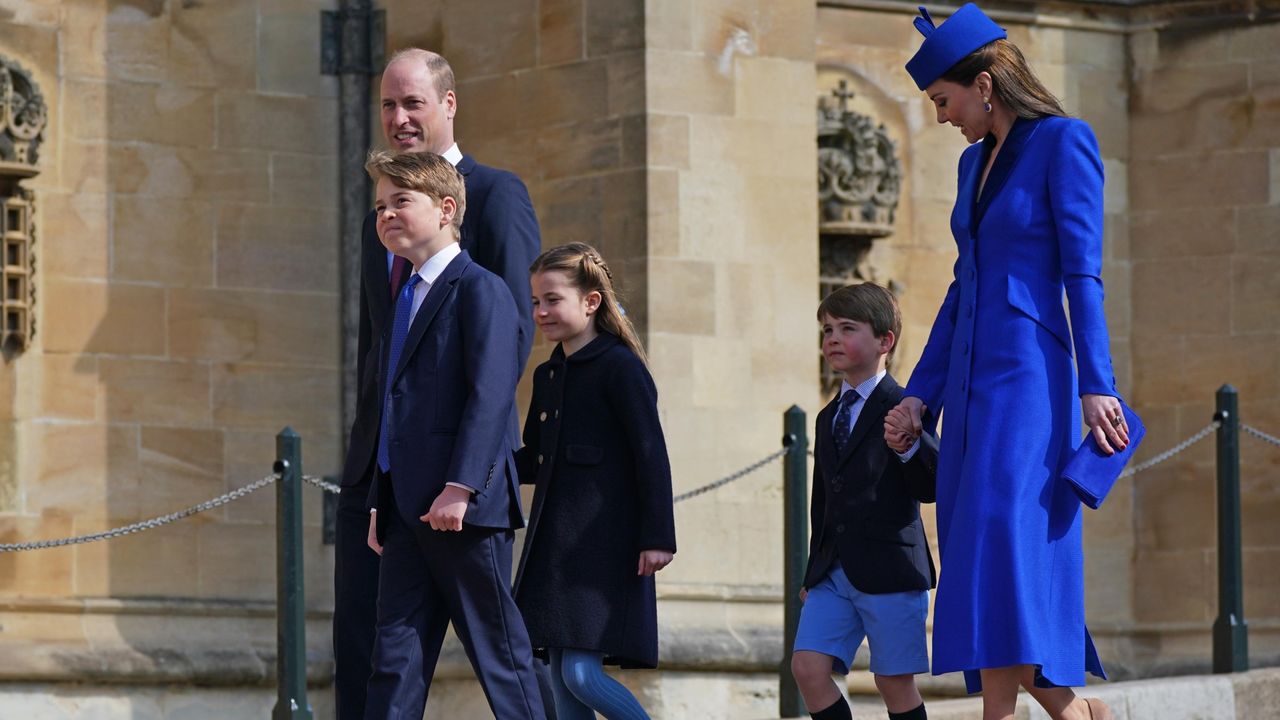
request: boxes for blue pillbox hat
[905,4,1007,90]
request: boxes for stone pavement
[0,667,1276,718]
[832,667,1280,720]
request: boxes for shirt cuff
[895,437,921,462]
[445,482,476,495]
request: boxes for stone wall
[0,0,340,683]
[1127,16,1280,674]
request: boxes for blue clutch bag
[1061,399,1145,510]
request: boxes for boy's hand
[886,397,926,438]
[421,486,471,531]
[367,511,382,556]
[637,549,674,576]
[884,427,914,453]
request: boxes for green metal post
[274,428,314,719]
[781,406,809,718]
[1212,386,1248,673]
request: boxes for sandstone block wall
[0,0,341,682]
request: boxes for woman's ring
[1110,415,1122,428]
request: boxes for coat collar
[972,115,1044,231]
[456,153,477,177]
[547,331,620,366]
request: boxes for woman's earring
[983,97,992,113]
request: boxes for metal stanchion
[780,406,808,718]
[1212,385,1248,673]
[274,427,314,719]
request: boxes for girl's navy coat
[513,332,676,669]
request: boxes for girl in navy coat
[888,5,1129,720]
[514,243,677,720]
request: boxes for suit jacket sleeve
[902,430,939,504]
[607,355,677,553]
[445,272,522,493]
[804,414,826,590]
[1049,120,1116,397]
[515,370,541,485]
[475,173,540,373]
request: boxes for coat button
[832,483,843,493]
[538,454,544,464]
[549,370,555,379]
[836,524,846,534]
[555,410,559,418]
[539,411,547,422]
[962,342,969,356]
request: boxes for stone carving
[0,54,44,354]
[0,54,47,168]
[817,80,901,238]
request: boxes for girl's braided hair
[529,243,646,364]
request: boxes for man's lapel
[389,251,472,385]
[366,217,393,327]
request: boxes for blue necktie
[377,273,423,473]
[832,388,860,455]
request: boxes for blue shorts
[793,566,930,676]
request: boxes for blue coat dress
[904,116,1115,693]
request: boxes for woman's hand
[637,549,674,576]
[885,396,926,439]
[1082,393,1129,455]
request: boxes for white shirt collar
[414,242,462,286]
[441,143,463,166]
[839,369,886,404]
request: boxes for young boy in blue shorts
[791,283,939,720]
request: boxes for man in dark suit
[334,48,541,718]
[790,284,938,720]
[361,151,544,719]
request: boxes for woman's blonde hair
[941,39,1066,119]
[530,243,646,364]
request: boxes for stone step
[787,667,1280,720]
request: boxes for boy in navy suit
[790,283,938,720]
[363,150,545,720]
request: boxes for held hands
[367,511,382,556]
[1082,393,1129,456]
[637,549,674,576]
[885,396,926,450]
[420,485,471,531]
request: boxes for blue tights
[546,648,650,720]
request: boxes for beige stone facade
[0,0,1277,716]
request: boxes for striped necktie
[832,388,860,455]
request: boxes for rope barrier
[0,419,1274,552]
[1243,424,1280,449]
[1117,421,1220,479]
[0,474,279,553]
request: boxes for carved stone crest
[817,80,901,238]
[0,54,47,169]
[0,54,45,355]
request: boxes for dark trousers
[364,490,546,720]
[334,474,381,719]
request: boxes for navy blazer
[341,155,539,489]
[369,250,525,536]
[803,373,939,595]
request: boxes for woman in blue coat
[886,6,1131,720]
